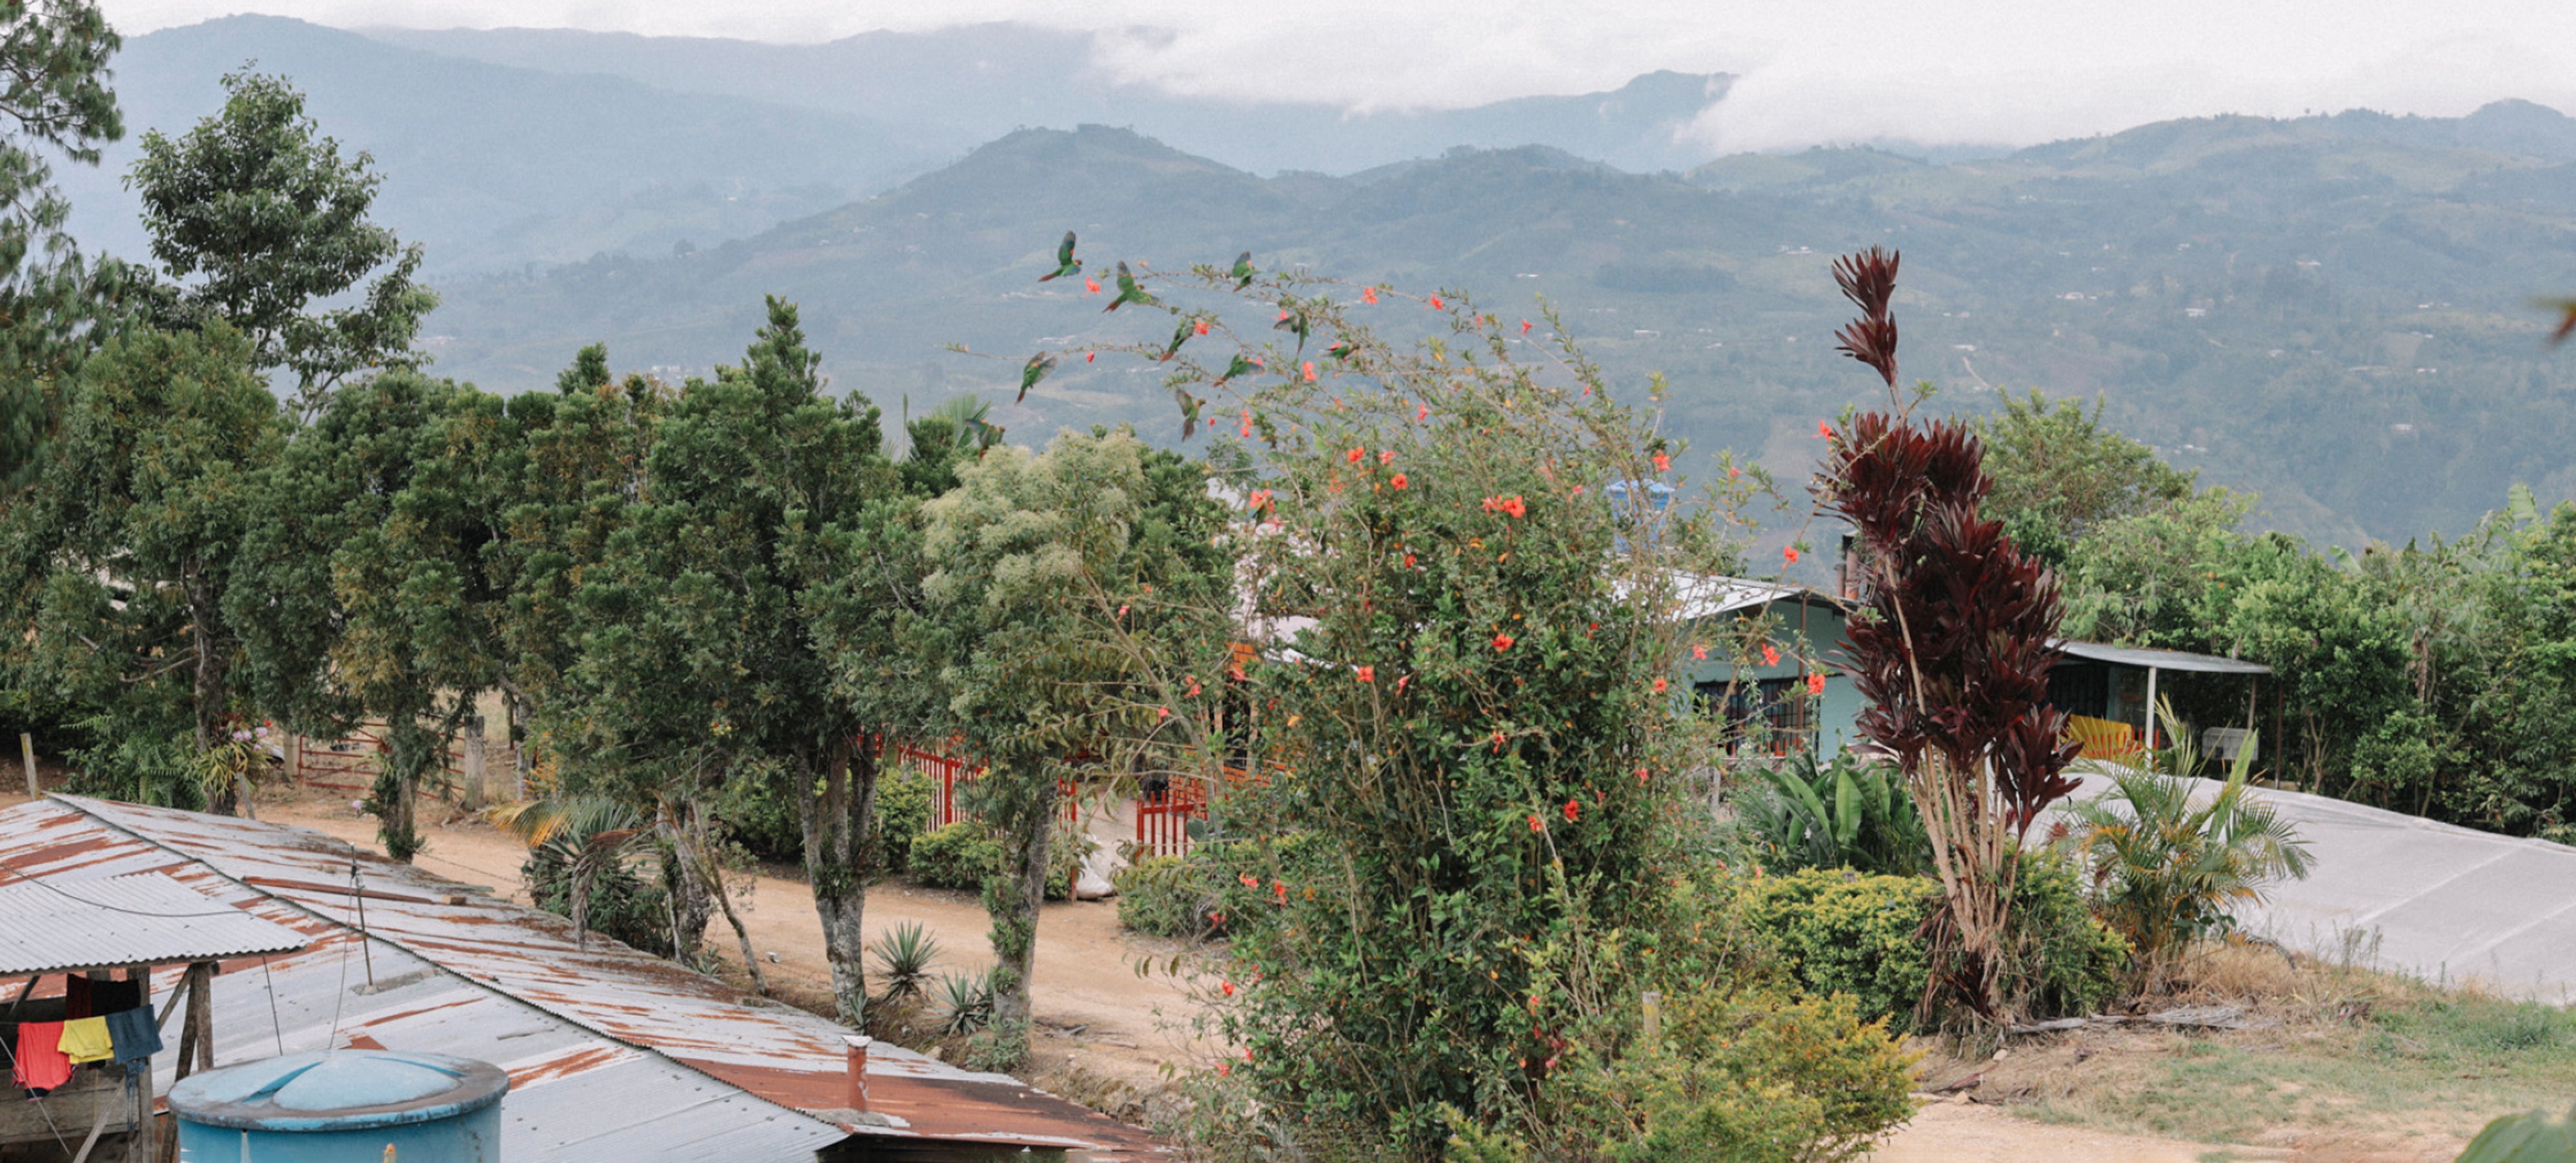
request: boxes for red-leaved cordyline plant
[1816,247,2081,1026]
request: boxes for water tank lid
[168,1050,509,1131]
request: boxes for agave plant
[932,969,996,1037]
[2057,700,2314,986]
[870,922,941,1006]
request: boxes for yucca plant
[2057,700,2314,987]
[870,922,941,1006]
[932,969,996,1037]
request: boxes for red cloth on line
[12,1021,72,1091]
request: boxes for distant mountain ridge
[363,22,1733,177]
[423,109,2576,550]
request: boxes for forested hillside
[427,111,2576,546]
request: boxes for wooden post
[20,732,35,796]
[185,962,213,1074]
[461,718,487,811]
[129,964,156,1163]
[286,731,304,787]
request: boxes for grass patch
[2002,946,2576,1149]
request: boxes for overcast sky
[99,1,2576,151]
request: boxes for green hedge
[912,821,1007,890]
[1745,857,2131,1031]
[1114,853,1220,938]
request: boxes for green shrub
[1536,989,1917,1163]
[1746,860,2132,1029]
[1744,869,1935,1031]
[2005,851,2133,1019]
[711,771,803,864]
[872,767,937,873]
[911,821,1007,890]
[1114,853,1222,938]
[63,722,204,810]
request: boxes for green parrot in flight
[1231,250,1256,290]
[1162,318,1195,362]
[1215,353,1260,385]
[1171,387,1203,439]
[1018,352,1058,403]
[1103,261,1160,312]
[1038,231,1081,282]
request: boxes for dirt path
[252,787,1211,1087]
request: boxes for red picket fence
[1134,779,1208,859]
[892,743,1077,829]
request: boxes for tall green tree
[0,0,127,492]
[911,427,1231,1067]
[1972,388,2196,567]
[128,70,434,417]
[1,323,283,806]
[543,301,885,1006]
[232,371,520,859]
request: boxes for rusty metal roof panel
[0,871,307,975]
[13,796,1169,1159]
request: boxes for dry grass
[1910,938,2576,1160]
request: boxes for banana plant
[1737,750,1932,876]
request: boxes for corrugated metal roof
[1670,574,1844,622]
[0,795,1169,1161]
[2053,639,2272,675]
[0,871,307,975]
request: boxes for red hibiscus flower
[1493,632,1514,652]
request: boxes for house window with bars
[1700,677,1818,758]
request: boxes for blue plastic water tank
[167,1050,508,1162]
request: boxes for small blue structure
[168,1050,507,1162]
[1673,577,1864,762]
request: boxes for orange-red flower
[1653,452,1670,473]
[1363,286,1380,304]
[1390,472,1408,490]
[1084,276,1100,294]
[1818,420,1834,438]
[1429,294,1445,310]
[1493,632,1514,652]
[1762,643,1780,667]
[1520,318,1533,334]
[1194,318,1211,336]
[1248,489,1273,511]
[1807,672,1827,695]
[1416,403,1429,421]
[1302,361,1317,382]
[1652,677,1669,693]
[1692,643,1708,660]
[1563,799,1580,822]
[1356,665,1375,683]
[1784,545,1801,563]
[1378,449,1394,465]
[1527,814,1544,832]
[1346,447,1365,463]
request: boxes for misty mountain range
[57,16,2576,550]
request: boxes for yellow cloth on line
[57,1016,114,1064]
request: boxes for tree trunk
[375,716,430,862]
[189,564,240,817]
[690,796,769,996]
[663,819,715,962]
[983,773,1054,1068]
[800,733,878,1027]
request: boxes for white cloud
[101,0,2576,149]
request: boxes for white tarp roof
[2052,640,2272,676]
[2060,768,2576,1002]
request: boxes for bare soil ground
[12,774,2519,1159]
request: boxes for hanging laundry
[63,974,90,1019]
[12,1021,71,1091]
[88,978,141,1015]
[57,1015,113,1064]
[106,1004,163,1066]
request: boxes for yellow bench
[2064,714,2144,760]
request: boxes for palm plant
[488,792,652,949]
[2057,700,2314,986]
[1735,750,1931,876]
[870,922,941,1006]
